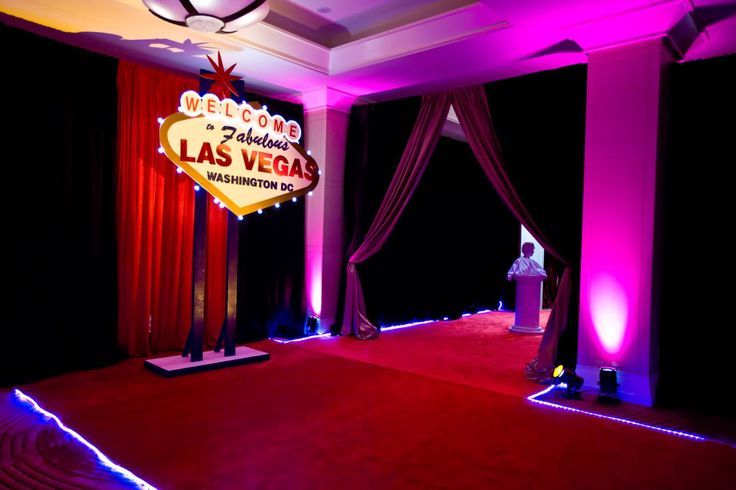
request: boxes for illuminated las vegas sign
[160,89,319,217]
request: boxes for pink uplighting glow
[308,267,322,317]
[589,274,628,355]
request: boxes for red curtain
[205,200,228,347]
[116,62,198,356]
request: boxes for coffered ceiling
[1,0,735,106]
[267,0,477,47]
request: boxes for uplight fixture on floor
[305,316,319,336]
[143,0,270,33]
[597,367,620,404]
[552,365,584,399]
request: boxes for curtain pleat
[341,93,453,338]
[116,62,198,355]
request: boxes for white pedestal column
[510,277,545,334]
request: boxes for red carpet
[302,311,550,398]
[534,385,736,447]
[5,312,735,489]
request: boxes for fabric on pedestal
[507,257,548,280]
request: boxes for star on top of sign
[201,52,241,99]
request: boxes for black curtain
[484,64,587,366]
[338,97,420,328]
[360,136,518,325]
[341,66,587,333]
[657,54,736,415]
[344,98,423,254]
[336,97,423,327]
[236,94,306,341]
[3,22,121,386]
[340,94,518,326]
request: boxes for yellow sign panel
[160,91,319,216]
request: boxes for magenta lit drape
[341,86,572,375]
[341,93,453,339]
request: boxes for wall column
[577,38,673,405]
[303,89,354,332]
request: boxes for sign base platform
[144,347,269,377]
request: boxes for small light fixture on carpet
[597,367,620,404]
[305,316,319,336]
[552,364,584,399]
[143,0,270,33]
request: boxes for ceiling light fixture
[143,0,270,33]
[552,364,585,399]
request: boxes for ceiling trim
[330,3,510,74]
[564,0,693,53]
[225,22,331,74]
[298,86,365,113]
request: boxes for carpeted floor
[4,312,735,489]
[0,388,142,489]
[532,382,736,447]
[301,310,550,398]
